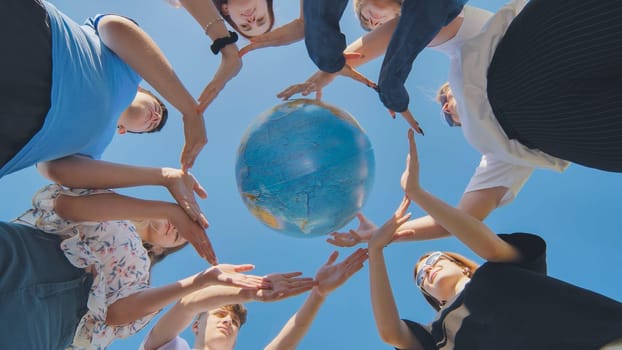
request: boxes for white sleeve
[464,154,534,206]
[139,336,192,350]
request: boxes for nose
[245,14,255,23]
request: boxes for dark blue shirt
[303,0,467,112]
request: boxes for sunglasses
[439,95,458,127]
[415,251,446,288]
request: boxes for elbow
[377,327,403,346]
[37,160,61,183]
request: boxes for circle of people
[2,0,622,349]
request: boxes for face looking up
[117,91,165,134]
[358,0,401,31]
[414,252,469,303]
[221,0,272,37]
[145,219,187,250]
[197,308,242,350]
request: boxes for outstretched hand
[253,272,315,302]
[202,264,272,290]
[368,197,412,251]
[314,248,368,297]
[239,18,304,57]
[277,53,373,101]
[400,128,422,199]
[327,213,377,247]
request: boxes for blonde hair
[414,251,479,311]
[436,82,451,104]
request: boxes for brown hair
[143,241,189,271]
[414,251,479,311]
[196,304,248,328]
[212,0,275,39]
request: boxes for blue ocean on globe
[235,99,375,238]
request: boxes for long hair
[143,241,189,271]
[212,0,275,39]
[414,251,479,311]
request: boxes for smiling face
[356,0,401,31]
[117,91,165,134]
[221,0,273,38]
[414,252,475,308]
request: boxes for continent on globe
[235,99,375,238]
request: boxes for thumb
[233,264,255,272]
[325,251,339,266]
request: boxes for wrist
[310,287,328,300]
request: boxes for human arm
[178,0,242,115]
[95,15,206,171]
[402,129,521,262]
[328,186,507,248]
[38,155,214,260]
[366,198,425,349]
[239,0,305,57]
[107,264,270,326]
[264,249,368,350]
[143,272,314,350]
[54,190,216,264]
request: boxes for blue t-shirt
[0,2,141,178]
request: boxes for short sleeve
[397,320,438,350]
[464,154,534,206]
[497,233,547,274]
[139,335,192,350]
[83,14,139,35]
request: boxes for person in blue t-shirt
[0,0,241,261]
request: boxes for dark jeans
[488,0,622,172]
[0,0,52,169]
[0,222,92,350]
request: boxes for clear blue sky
[2,0,621,349]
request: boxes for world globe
[235,99,375,238]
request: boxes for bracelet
[203,17,225,35]
[210,31,239,55]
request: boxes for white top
[440,1,570,205]
[16,184,155,350]
[140,336,193,350]
[428,6,494,58]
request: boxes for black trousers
[487,0,622,172]
[0,0,52,169]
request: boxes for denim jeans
[0,222,92,350]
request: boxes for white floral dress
[16,184,155,350]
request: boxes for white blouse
[441,0,570,205]
[16,184,155,350]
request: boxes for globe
[235,99,375,238]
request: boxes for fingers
[401,110,424,135]
[324,251,339,266]
[408,128,419,168]
[276,84,305,100]
[343,52,364,60]
[238,43,258,57]
[326,232,356,247]
[340,65,377,92]
[276,271,303,279]
[348,229,363,241]
[192,178,208,199]
[233,264,255,273]
[193,234,216,265]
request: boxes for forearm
[106,273,207,326]
[393,215,450,242]
[367,249,407,345]
[38,155,165,189]
[344,17,398,68]
[264,289,326,350]
[408,188,519,262]
[54,193,175,223]
[180,0,231,39]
